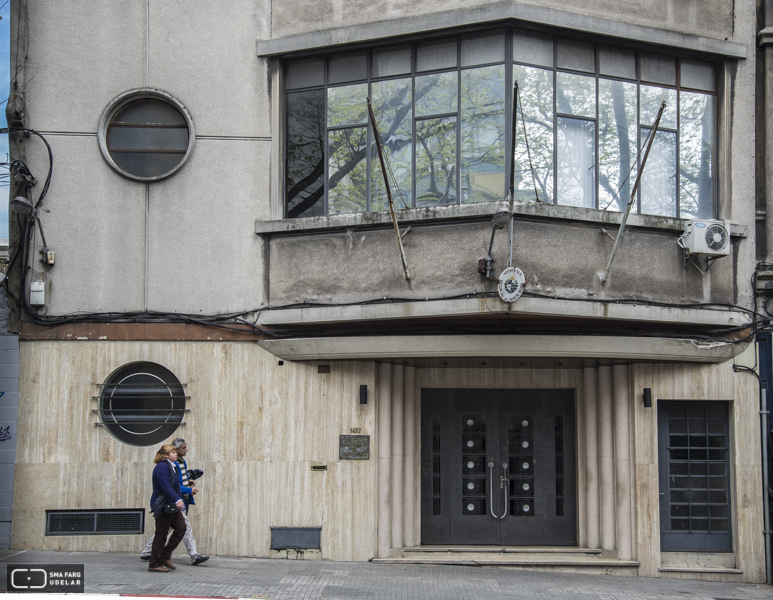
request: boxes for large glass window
[284,29,717,219]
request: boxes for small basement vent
[270,527,321,550]
[46,509,145,536]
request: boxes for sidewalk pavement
[2,549,773,599]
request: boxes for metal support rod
[508,82,519,268]
[599,101,666,283]
[760,385,773,585]
[367,98,411,281]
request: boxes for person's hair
[171,438,186,449]
[154,444,176,464]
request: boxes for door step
[373,547,639,574]
[404,546,603,554]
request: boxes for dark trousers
[149,510,186,568]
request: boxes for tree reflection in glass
[557,118,595,207]
[285,89,326,218]
[680,92,714,219]
[556,73,596,207]
[513,65,553,202]
[599,79,637,211]
[327,83,369,214]
[328,127,368,214]
[416,72,458,117]
[461,65,505,204]
[416,117,457,206]
[370,78,413,211]
[640,128,676,216]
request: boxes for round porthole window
[99,362,186,446]
[98,89,195,181]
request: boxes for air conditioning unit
[678,219,731,257]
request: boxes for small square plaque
[339,435,370,460]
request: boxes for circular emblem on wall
[497,266,525,303]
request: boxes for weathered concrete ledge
[256,200,748,237]
[257,2,747,58]
[258,334,741,363]
[257,295,750,328]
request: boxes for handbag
[163,501,180,514]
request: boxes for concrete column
[613,365,633,561]
[583,366,600,549]
[390,364,404,550]
[597,365,616,551]
[403,365,416,548]
[377,362,392,558]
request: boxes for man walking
[141,438,209,565]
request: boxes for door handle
[488,461,497,518]
[499,462,509,519]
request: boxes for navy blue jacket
[150,460,183,507]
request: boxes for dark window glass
[286,89,326,218]
[329,51,368,84]
[106,98,190,180]
[286,57,325,89]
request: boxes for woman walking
[148,444,186,572]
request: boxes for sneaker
[191,554,209,566]
[140,555,150,561]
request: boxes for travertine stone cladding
[11,341,377,561]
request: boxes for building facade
[5,0,771,583]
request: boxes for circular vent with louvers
[705,223,728,252]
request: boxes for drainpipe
[761,0,773,261]
[762,388,772,585]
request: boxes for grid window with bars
[432,416,441,516]
[661,401,731,550]
[284,28,717,219]
[461,414,488,516]
[555,415,565,517]
[508,414,535,517]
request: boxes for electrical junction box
[29,280,45,306]
[678,219,731,257]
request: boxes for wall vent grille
[46,509,144,536]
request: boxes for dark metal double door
[421,389,576,546]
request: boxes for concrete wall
[19,0,270,316]
[13,0,757,316]
[270,0,736,41]
[266,218,736,306]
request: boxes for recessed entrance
[421,389,576,545]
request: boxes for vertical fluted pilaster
[613,364,633,560]
[390,365,404,550]
[598,365,616,551]
[403,365,416,547]
[584,366,600,549]
[377,362,392,558]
